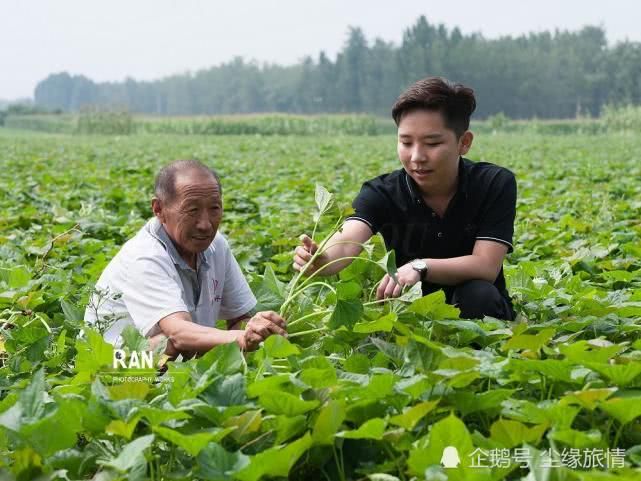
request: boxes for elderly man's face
[153,170,222,260]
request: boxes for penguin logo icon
[441,446,461,468]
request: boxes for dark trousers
[442,280,515,321]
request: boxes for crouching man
[294,77,517,321]
[85,159,286,355]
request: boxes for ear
[151,197,164,222]
[458,131,474,155]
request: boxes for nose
[410,146,427,164]
[195,210,213,231]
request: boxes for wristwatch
[411,259,428,281]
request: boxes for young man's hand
[293,234,328,274]
[376,262,422,299]
[237,311,287,351]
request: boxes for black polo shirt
[347,157,516,301]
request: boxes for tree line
[33,16,641,119]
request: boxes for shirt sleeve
[346,182,389,234]
[121,255,189,337]
[218,239,257,320]
[475,170,517,253]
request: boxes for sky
[2,0,640,100]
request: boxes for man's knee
[451,280,513,320]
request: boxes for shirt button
[437,232,444,238]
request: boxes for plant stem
[613,422,625,448]
[288,327,328,339]
[288,309,332,329]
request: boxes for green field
[1,127,641,480]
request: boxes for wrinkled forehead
[174,170,221,201]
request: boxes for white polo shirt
[84,217,257,345]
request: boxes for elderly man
[85,159,287,354]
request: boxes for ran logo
[113,349,154,369]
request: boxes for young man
[293,77,516,320]
[85,160,287,355]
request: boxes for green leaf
[389,400,439,430]
[263,334,300,357]
[74,328,113,375]
[510,359,577,384]
[102,434,154,473]
[223,410,262,443]
[60,299,84,322]
[407,414,487,480]
[120,325,149,352]
[202,373,246,406]
[336,280,362,300]
[197,341,244,376]
[502,327,555,352]
[447,389,515,416]
[585,361,641,387]
[20,396,86,457]
[314,184,333,215]
[328,298,363,329]
[262,264,285,297]
[599,397,641,425]
[376,250,398,282]
[560,340,625,364]
[560,388,616,410]
[489,418,548,448]
[235,432,313,481]
[268,415,307,445]
[548,428,602,448]
[106,417,141,440]
[259,391,319,416]
[246,374,291,398]
[299,367,337,388]
[137,406,192,426]
[108,382,150,401]
[0,403,23,432]
[343,353,371,374]
[337,418,386,440]
[20,367,46,422]
[196,443,249,481]
[353,312,397,333]
[407,291,460,320]
[313,400,346,445]
[0,266,31,289]
[154,426,234,456]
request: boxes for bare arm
[423,240,508,285]
[154,310,287,354]
[377,240,509,299]
[293,219,373,276]
[157,311,243,354]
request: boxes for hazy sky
[2,0,639,99]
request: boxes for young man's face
[153,171,223,260]
[397,109,473,196]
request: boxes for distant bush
[3,114,75,133]
[0,104,63,128]
[76,106,135,135]
[601,104,641,133]
[486,112,510,132]
[138,114,395,136]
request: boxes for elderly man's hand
[237,311,287,351]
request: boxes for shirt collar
[404,156,469,204]
[146,217,211,271]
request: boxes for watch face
[412,260,427,270]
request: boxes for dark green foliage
[1,129,641,480]
[32,18,641,119]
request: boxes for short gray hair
[154,159,222,204]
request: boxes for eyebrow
[398,133,443,139]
